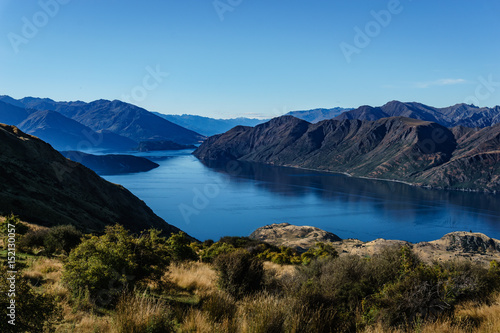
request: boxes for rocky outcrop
[249,223,341,251]
[249,224,500,266]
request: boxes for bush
[44,225,83,255]
[214,249,264,299]
[201,291,236,323]
[363,247,499,328]
[166,232,197,261]
[18,225,82,255]
[0,266,60,332]
[301,242,339,265]
[200,242,235,263]
[1,214,29,250]
[63,225,171,306]
[18,229,49,253]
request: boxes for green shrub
[44,225,83,255]
[200,242,236,263]
[214,249,264,299]
[301,242,339,265]
[363,247,498,328]
[63,225,171,306]
[0,266,60,333]
[166,232,197,261]
[18,229,49,253]
[1,214,29,250]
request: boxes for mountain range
[154,108,353,136]
[193,116,500,192]
[153,113,266,136]
[0,96,205,151]
[286,107,353,123]
[0,123,182,235]
[335,100,500,128]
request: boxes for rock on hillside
[249,223,500,266]
[249,223,342,251]
[413,232,500,265]
[0,123,183,236]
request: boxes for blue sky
[0,0,499,118]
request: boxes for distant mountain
[335,101,500,128]
[0,96,26,108]
[286,107,353,123]
[154,113,266,136]
[134,140,196,152]
[153,108,355,136]
[17,110,136,151]
[194,116,500,192]
[0,96,206,145]
[61,151,159,175]
[0,123,184,235]
[0,100,30,125]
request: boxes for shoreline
[235,159,499,195]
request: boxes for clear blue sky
[1,0,499,118]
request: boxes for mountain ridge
[0,96,206,148]
[335,100,500,128]
[0,123,184,236]
[193,116,500,192]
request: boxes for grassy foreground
[1,215,500,332]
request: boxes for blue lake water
[103,150,500,243]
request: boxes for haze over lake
[103,150,500,242]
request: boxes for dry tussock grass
[263,260,298,278]
[55,313,112,333]
[182,309,221,332]
[363,293,500,333]
[167,261,217,293]
[23,257,64,289]
[112,293,172,333]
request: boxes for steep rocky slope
[0,124,182,235]
[194,116,500,191]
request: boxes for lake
[103,150,500,243]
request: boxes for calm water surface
[103,150,500,242]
